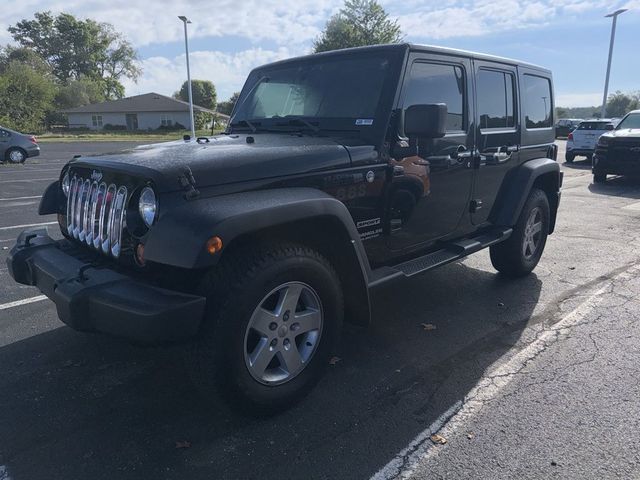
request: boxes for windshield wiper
[230,119,258,133]
[274,117,320,133]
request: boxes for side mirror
[404,104,447,139]
[605,124,614,130]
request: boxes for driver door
[386,54,475,252]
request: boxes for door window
[477,69,515,129]
[522,74,552,129]
[403,62,466,131]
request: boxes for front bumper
[7,228,206,343]
[593,152,640,176]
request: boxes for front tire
[490,188,550,277]
[186,243,343,414]
[565,152,575,163]
[593,171,607,183]
[6,148,26,164]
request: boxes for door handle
[493,145,518,163]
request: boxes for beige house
[62,92,228,130]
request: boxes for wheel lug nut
[270,338,278,348]
[269,322,278,331]
[290,323,300,332]
[283,339,290,349]
[283,311,290,322]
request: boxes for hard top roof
[254,43,550,74]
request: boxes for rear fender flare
[490,158,561,228]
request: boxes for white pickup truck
[566,119,615,162]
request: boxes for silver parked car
[0,126,40,163]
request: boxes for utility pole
[601,9,627,119]
[178,16,196,140]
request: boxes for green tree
[174,79,217,110]
[313,0,403,53]
[606,91,640,118]
[0,45,51,75]
[0,61,56,132]
[55,78,105,109]
[8,11,140,99]
[217,91,240,115]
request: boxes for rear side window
[403,62,465,131]
[477,69,515,129]
[523,74,552,129]
[577,122,610,130]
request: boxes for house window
[160,115,173,127]
[91,115,103,127]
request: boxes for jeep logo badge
[91,170,103,182]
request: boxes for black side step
[368,227,512,289]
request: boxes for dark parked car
[8,44,562,412]
[593,109,640,183]
[555,118,583,138]
[0,126,40,163]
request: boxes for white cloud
[0,0,343,46]
[121,47,293,101]
[392,0,626,40]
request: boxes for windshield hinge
[178,166,200,200]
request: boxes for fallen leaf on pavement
[430,434,447,445]
[329,356,341,365]
[497,302,505,308]
[175,441,191,449]
[467,432,474,439]
[421,323,437,331]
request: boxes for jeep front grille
[66,175,128,258]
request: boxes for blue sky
[2,0,639,106]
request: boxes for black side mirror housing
[404,104,447,139]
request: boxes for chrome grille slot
[65,175,128,258]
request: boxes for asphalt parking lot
[1,141,640,479]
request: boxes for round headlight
[138,186,157,227]
[62,172,71,196]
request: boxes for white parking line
[0,295,47,311]
[370,271,628,480]
[0,221,57,231]
[0,195,42,201]
[0,177,56,184]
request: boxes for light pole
[601,8,627,119]
[178,15,196,140]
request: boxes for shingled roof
[61,92,218,115]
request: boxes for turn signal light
[206,236,223,255]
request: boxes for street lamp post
[601,9,628,119]
[178,15,196,140]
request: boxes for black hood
[69,134,355,193]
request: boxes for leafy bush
[156,122,185,131]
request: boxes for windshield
[616,113,640,130]
[231,54,393,130]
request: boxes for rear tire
[565,152,575,163]
[490,188,550,278]
[593,171,607,183]
[6,147,26,164]
[185,243,343,415]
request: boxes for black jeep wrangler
[8,44,561,412]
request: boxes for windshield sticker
[355,119,374,126]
